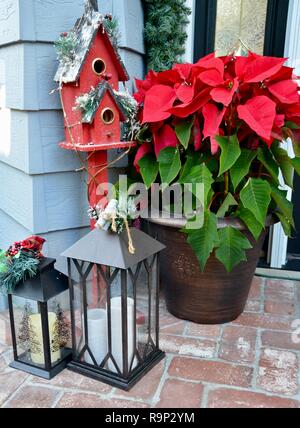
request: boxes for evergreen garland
[0,251,39,295]
[143,0,191,72]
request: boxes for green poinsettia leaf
[217,193,238,218]
[180,152,201,182]
[158,147,181,186]
[291,157,300,176]
[186,211,219,272]
[270,184,295,228]
[240,178,271,227]
[271,145,294,189]
[230,149,257,191]
[237,205,264,241]
[216,134,241,177]
[138,154,159,189]
[257,147,279,185]
[215,227,252,273]
[275,212,293,238]
[180,163,214,208]
[175,117,194,149]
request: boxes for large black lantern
[61,227,166,391]
[8,258,72,379]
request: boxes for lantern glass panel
[12,292,72,369]
[12,296,46,368]
[69,255,160,377]
[47,291,72,366]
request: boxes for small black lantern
[61,228,166,391]
[8,258,72,379]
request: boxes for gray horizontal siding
[0,162,89,233]
[0,110,81,174]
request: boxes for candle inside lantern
[109,297,137,373]
[84,309,107,366]
[29,312,60,366]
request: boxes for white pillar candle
[109,297,137,373]
[84,308,107,366]
[29,313,60,366]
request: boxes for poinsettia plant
[133,52,300,272]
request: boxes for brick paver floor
[0,276,300,408]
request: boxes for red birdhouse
[54,0,134,208]
[54,1,130,152]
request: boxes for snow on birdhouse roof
[80,81,128,124]
[54,8,129,84]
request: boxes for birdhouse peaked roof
[81,81,128,124]
[61,228,166,270]
[54,5,129,84]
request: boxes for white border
[269,0,300,268]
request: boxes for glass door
[194,0,290,60]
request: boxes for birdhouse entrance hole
[101,108,115,125]
[92,58,106,75]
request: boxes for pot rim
[147,212,276,230]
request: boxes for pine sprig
[143,0,191,71]
[55,32,77,64]
[75,87,99,122]
[0,251,39,295]
[103,15,121,49]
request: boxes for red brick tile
[233,313,292,331]
[161,320,186,335]
[257,348,299,396]
[187,324,222,339]
[3,385,58,408]
[156,379,203,408]
[0,355,7,372]
[0,313,12,346]
[219,326,257,364]
[160,334,216,358]
[117,360,165,400]
[57,393,148,408]
[0,342,8,355]
[0,370,28,406]
[265,280,295,302]
[261,330,300,352]
[207,388,299,408]
[245,300,261,313]
[265,301,295,316]
[249,277,263,299]
[169,357,253,388]
[31,369,112,394]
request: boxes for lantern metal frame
[8,258,72,380]
[63,228,166,391]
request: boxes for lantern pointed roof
[61,228,166,270]
[81,81,128,124]
[54,6,129,84]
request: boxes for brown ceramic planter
[143,216,273,325]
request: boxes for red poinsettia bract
[133,52,300,167]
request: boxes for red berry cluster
[6,242,22,258]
